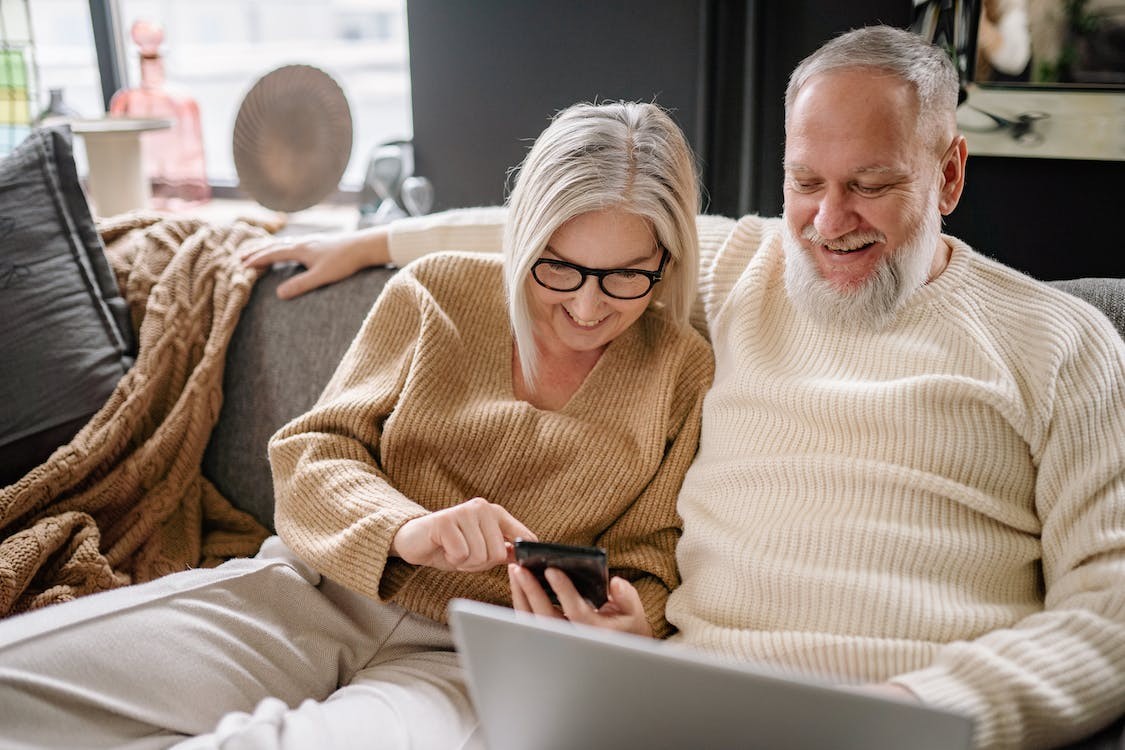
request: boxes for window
[31,0,412,190]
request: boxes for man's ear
[938,135,968,215]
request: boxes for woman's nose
[568,277,605,318]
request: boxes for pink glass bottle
[109,20,210,209]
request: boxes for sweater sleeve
[268,271,432,600]
[596,338,714,639]
[894,311,1125,749]
[387,206,508,266]
[691,214,766,340]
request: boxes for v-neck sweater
[269,251,714,637]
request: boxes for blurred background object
[71,116,173,216]
[0,0,37,156]
[232,64,353,213]
[972,0,1125,84]
[109,19,210,210]
[357,139,433,226]
[975,0,1032,80]
[34,87,81,126]
[30,0,410,197]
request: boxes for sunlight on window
[32,0,412,190]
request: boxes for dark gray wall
[405,0,1123,280]
[406,0,712,212]
[944,157,1124,280]
[405,0,909,218]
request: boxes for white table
[70,117,173,217]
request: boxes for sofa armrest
[203,264,397,529]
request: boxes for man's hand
[239,226,392,299]
[391,498,536,572]
[508,562,653,638]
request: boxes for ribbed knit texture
[384,208,1125,750]
[0,213,273,616]
[667,215,1125,750]
[269,252,713,638]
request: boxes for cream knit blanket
[0,213,273,616]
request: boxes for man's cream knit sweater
[269,252,713,638]
[388,209,1125,749]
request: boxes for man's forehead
[787,71,919,136]
[784,160,907,176]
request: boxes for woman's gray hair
[785,25,960,150]
[503,101,700,386]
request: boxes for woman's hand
[391,498,537,572]
[239,226,392,299]
[508,563,653,638]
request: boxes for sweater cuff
[632,576,675,639]
[379,557,422,600]
[891,665,996,745]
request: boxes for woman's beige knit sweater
[268,252,713,637]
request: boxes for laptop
[448,599,974,750]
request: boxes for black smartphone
[513,539,609,608]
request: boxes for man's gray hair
[785,25,960,149]
[503,101,700,387]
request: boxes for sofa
[201,260,397,531]
[214,259,1125,750]
[3,125,1125,748]
[204,260,1125,535]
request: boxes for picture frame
[911,0,1125,161]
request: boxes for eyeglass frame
[530,247,670,300]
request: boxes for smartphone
[513,539,609,608]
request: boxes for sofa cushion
[202,263,397,529]
[0,126,135,486]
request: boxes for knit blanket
[0,213,275,616]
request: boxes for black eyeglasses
[531,248,669,300]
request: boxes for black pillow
[0,126,135,486]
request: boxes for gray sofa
[197,261,1125,749]
[202,262,395,530]
[203,264,1125,533]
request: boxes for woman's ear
[938,135,968,216]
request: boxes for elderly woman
[0,101,712,750]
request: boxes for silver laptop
[448,599,973,750]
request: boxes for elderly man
[663,26,1125,750]
[246,25,1125,749]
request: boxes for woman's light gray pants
[0,536,482,750]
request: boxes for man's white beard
[782,198,941,331]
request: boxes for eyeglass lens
[533,262,653,299]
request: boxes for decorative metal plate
[233,64,353,212]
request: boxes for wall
[944,156,1123,280]
[406,0,713,211]
[406,0,1123,280]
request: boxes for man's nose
[813,186,859,240]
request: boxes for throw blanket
[0,213,275,616]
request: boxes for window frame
[87,1,125,113]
